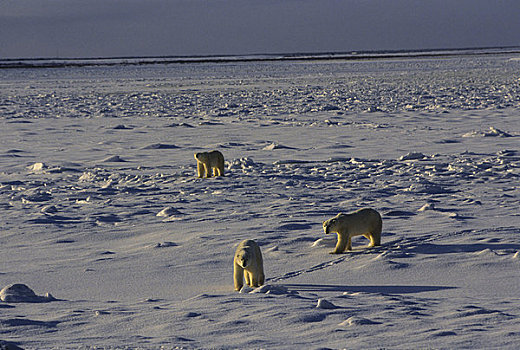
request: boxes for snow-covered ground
[1,53,519,349]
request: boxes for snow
[1,53,520,349]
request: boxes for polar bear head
[323,215,342,234]
[194,152,206,162]
[235,249,250,269]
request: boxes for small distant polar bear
[323,208,382,254]
[194,150,225,178]
[234,239,265,291]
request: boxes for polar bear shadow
[281,284,456,294]
[312,236,385,252]
[408,242,520,255]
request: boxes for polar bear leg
[366,229,381,247]
[233,263,244,291]
[252,269,265,287]
[332,232,349,254]
[258,271,265,286]
[347,236,352,251]
[203,164,211,177]
[217,158,225,176]
[364,233,376,247]
[197,162,204,178]
[245,270,253,287]
[373,227,382,246]
[372,216,382,246]
[251,273,259,287]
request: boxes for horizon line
[2,45,520,69]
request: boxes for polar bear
[194,150,225,178]
[323,208,382,254]
[234,239,265,291]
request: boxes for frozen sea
[1,51,520,349]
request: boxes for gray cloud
[1,0,519,58]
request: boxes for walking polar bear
[323,208,382,254]
[233,239,265,291]
[194,150,225,178]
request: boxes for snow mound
[399,152,426,161]
[496,149,517,157]
[102,155,127,162]
[262,142,295,150]
[238,285,254,293]
[249,284,296,295]
[141,143,179,150]
[418,203,436,211]
[483,127,512,137]
[338,316,381,326]
[227,157,260,170]
[153,241,178,248]
[156,206,183,217]
[463,126,512,138]
[78,171,97,182]
[41,205,59,214]
[316,298,338,309]
[112,124,133,130]
[311,237,336,248]
[0,284,56,303]
[27,162,46,173]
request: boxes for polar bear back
[194,150,224,167]
[334,208,382,235]
[194,150,225,177]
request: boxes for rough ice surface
[0,53,520,348]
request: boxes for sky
[1,0,520,59]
